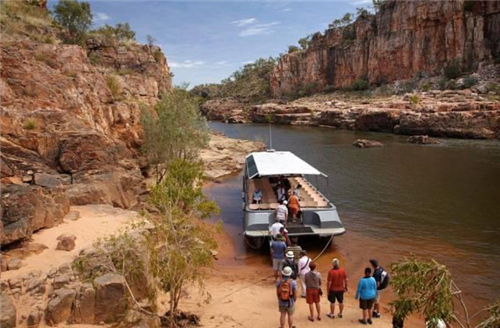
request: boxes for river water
[205,122,500,313]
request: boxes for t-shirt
[276,205,288,220]
[276,279,297,307]
[269,222,284,237]
[355,276,377,300]
[305,271,322,289]
[271,241,287,260]
[298,256,311,275]
[328,267,347,292]
[373,267,384,290]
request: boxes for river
[204,122,500,316]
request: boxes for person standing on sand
[326,258,348,319]
[298,250,311,298]
[276,266,297,328]
[271,234,288,280]
[286,237,302,261]
[370,259,388,318]
[355,267,377,325]
[305,262,322,321]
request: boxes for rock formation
[271,0,500,97]
[1,20,172,246]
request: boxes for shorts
[359,298,375,310]
[273,259,284,271]
[306,288,320,304]
[279,304,295,314]
[289,206,299,216]
[375,289,383,303]
[328,291,344,303]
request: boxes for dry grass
[0,0,54,42]
[23,119,37,130]
[106,75,123,100]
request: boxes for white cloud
[169,60,205,68]
[351,0,373,5]
[239,21,280,37]
[94,12,110,22]
[231,18,257,27]
[283,8,292,12]
[215,61,229,65]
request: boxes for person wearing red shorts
[287,193,300,222]
[304,262,322,321]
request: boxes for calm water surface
[205,122,500,307]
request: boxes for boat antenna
[268,122,273,150]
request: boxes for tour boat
[242,150,345,248]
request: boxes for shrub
[152,49,163,63]
[65,70,77,78]
[408,94,420,105]
[421,83,430,92]
[288,45,300,54]
[324,85,336,93]
[92,23,135,44]
[438,77,449,90]
[463,75,479,89]
[443,59,462,80]
[53,0,92,45]
[23,119,37,130]
[351,78,369,91]
[35,52,57,68]
[106,75,122,100]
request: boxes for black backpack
[379,268,390,290]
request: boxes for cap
[286,251,294,258]
[282,266,292,276]
[369,259,379,267]
[332,258,339,266]
[283,200,288,205]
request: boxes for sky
[65,1,374,86]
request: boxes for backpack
[379,269,390,290]
[279,280,292,301]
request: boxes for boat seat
[249,204,259,210]
[259,203,270,210]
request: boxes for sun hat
[282,200,288,205]
[282,266,292,277]
[332,258,339,266]
[286,251,294,258]
[276,234,285,241]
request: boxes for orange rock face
[271,0,500,97]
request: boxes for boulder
[7,258,22,271]
[407,135,440,145]
[33,173,63,188]
[93,273,128,323]
[46,288,76,325]
[27,310,42,328]
[56,233,76,251]
[0,293,16,328]
[70,284,96,324]
[352,139,384,148]
[53,274,71,289]
[27,276,47,293]
[1,184,70,246]
[354,110,400,132]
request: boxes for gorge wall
[271,0,500,97]
[1,29,172,245]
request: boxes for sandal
[317,316,321,321]
[338,314,343,318]
[359,319,367,325]
[308,316,314,322]
[327,313,335,319]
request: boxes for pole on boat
[268,122,273,150]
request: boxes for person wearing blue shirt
[355,267,377,325]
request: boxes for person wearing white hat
[276,266,297,328]
[283,251,299,280]
[275,200,289,224]
[326,258,348,319]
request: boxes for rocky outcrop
[0,293,16,328]
[203,88,500,139]
[93,273,128,323]
[407,135,440,144]
[1,184,70,246]
[0,28,172,245]
[271,0,500,96]
[200,133,266,180]
[201,98,251,123]
[352,139,383,148]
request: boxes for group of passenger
[272,235,389,328]
[252,177,303,223]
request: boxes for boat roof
[245,151,326,179]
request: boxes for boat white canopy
[245,151,327,179]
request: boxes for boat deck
[246,176,329,210]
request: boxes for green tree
[93,22,136,43]
[298,37,310,50]
[146,159,220,327]
[372,0,386,13]
[356,7,370,19]
[391,257,500,328]
[53,0,92,44]
[140,87,210,182]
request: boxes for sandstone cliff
[1,7,172,246]
[271,0,500,97]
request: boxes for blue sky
[71,1,373,86]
